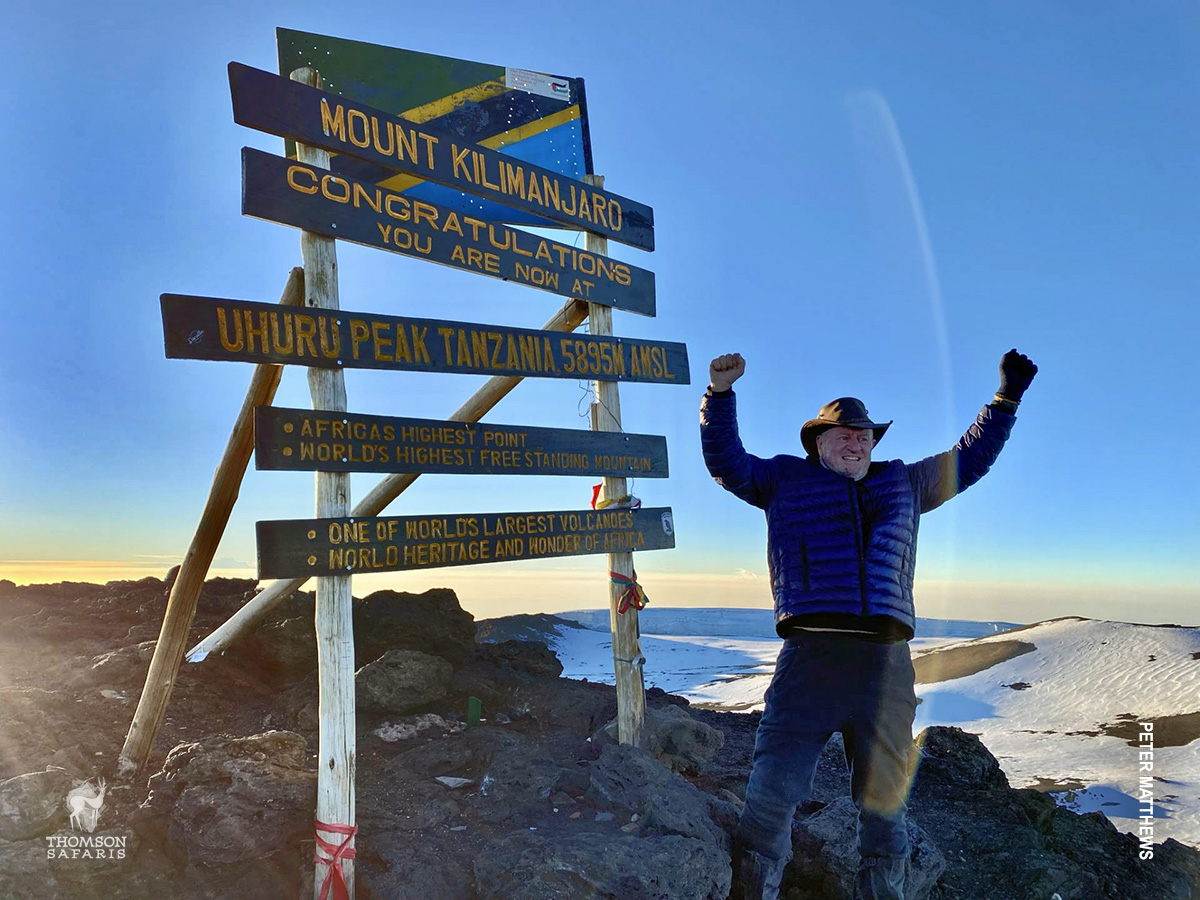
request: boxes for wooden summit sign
[161,294,689,383]
[255,407,669,477]
[229,62,654,252]
[256,507,676,578]
[241,147,656,315]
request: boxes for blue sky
[2,3,1196,625]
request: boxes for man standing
[700,350,1037,900]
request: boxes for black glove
[997,349,1037,403]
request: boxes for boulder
[587,743,736,852]
[353,589,475,668]
[475,639,564,676]
[911,726,1007,797]
[598,703,724,772]
[83,642,157,687]
[0,836,59,900]
[0,767,73,840]
[355,649,453,713]
[362,839,475,900]
[243,616,317,680]
[494,675,616,735]
[785,796,946,900]
[474,830,732,900]
[149,731,316,866]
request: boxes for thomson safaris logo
[67,777,107,832]
[46,778,127,858]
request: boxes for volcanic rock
[785,796,945,900]
[147,731,316,866]
[355,649,453,713]
[475,639,564,676]
[587,743,736,852]
[0,767,73,840]
[474,830,732,900]
[353,588,475,668]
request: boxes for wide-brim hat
[800,397,892,458]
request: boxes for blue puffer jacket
[700,389,1016,640]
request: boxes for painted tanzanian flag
[277,28,593,230]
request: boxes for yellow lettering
[322,175,350,203]
[503,162,526,199]
[319,100,345,141]
[372,321,393,361]
[396,125,418,162]
[372,118,394,156]
[413,201,438,229]
[295,315,318,358]
[451,145,472,181]
[352,182,382,214]
[350,320,369,360]
[347,108,370,148]
[217,307,243,352]
[286,165,317,195]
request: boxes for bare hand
[709,353,746,391]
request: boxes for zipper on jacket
[801,540,810,591]
[850,481,868,615]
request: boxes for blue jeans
[736,630,917,898]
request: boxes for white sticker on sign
[506,67,572,103]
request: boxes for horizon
[3,562,1197,629]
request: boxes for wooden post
[290,67,356,900]
[585,173,646,747]
[118,267,305,774]
[184,297,589,662]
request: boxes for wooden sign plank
[256,507,676,578]
[229,62,654,252]
[255,407,669,477]
[241,147,656,316]
[161,294,690,385]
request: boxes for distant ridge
[551,607,1023,640]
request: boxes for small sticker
[506,67,571,103]
[187,329,205,345]
[661,512,674,537]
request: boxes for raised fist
[998,349,1037,402]
[709,353,746,392]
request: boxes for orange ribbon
[314,820,357,900]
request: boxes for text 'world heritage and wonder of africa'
[256,508,676,578]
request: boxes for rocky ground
[0,576,1197,899]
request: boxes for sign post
[584,174,646,747]
[291,66,356,900]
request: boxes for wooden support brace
[118,267,305,774]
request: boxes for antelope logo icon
[66,778,107,833]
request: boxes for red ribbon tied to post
[315,820,357,900]
[591,483,642,510]
[610,569,649,614]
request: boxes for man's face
[816,426,875,481]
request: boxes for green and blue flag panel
[277,28,593,229]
